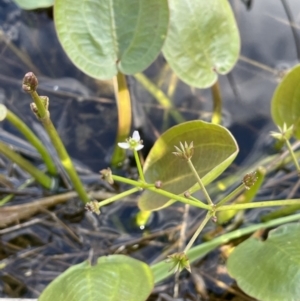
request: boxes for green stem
[216,184,245,207]
[260,204,300,222]
[111,72,132,166]
[98,187,140,207]
[188,195,205,204]
[216,198,300,211]
[134,150,145,182]
[284,137,300,174]
[112,174,154,188]
[183,211,212,253]
[31,91,47,117]
[111,174,211,210]
[152,213,300,284]
[29,91,90,203]
[147,187,211,210]
[0,141,54,190]
[4,107,57,176]
[0,177,35,206]
[187,159,214,206]
[211,80,222,124]
[134,73,185,124]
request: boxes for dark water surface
[0,0,300,298]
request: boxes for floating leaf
[138,120,238,211]
[271,65,300,139]
[39,255,154,301]
[13,0,53,9]
[162,0,240,88]
[54,0,169,79]
[227,223,300,301]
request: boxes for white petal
[132,130,140,142]
[118,142,130,149]
[135,144,144,151]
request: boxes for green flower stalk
[134,73,185,124]
[118,130,145,182]
[22,72,90,204]
[216,184,245,208]
[270,124,300,175]
[0,141,54,190]
[173,141,214,206]
[85,186,141,215]
[111,72,132,166]
[0,177,35,206]
[183,211,212,253]
[211,80,222,124]
[111,174,211,210]
[0,104,57,176]
[216,198,300,211]
[187,159,214,206]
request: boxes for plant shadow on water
[0,0,300,299]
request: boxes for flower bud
[243,171,257,190]
[184,191,191,198]
[173,141,194,160]
[155,180,162,189]
[166,252,191,273]
[100,168,114,185]
[85,200,100,215]
[22,72,38,93]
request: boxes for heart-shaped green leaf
[138,120,238,211]
[54,0,169,79]
[227,223,300,301]
[271,65,300,139]
[162,0,240,88]
[39,255,154,301]
[13,0,53,9]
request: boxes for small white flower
[118,142,131,149]
[118,130,144,151]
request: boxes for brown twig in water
[0,190,115,227]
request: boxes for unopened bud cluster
[85,200,101,215]
[100,168,114,185]
[173,141,194,160]
[270,123,294,141]
[22,72,38,93]
[166,252,191,273]
[243,171,257,190]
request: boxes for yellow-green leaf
[162,0,240,88]
[227,223,300,301]
[138,120,238,211]
[54,0,169,79]
[39,255,154,301]
[271,64,300,139]
[13,0,53,9]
